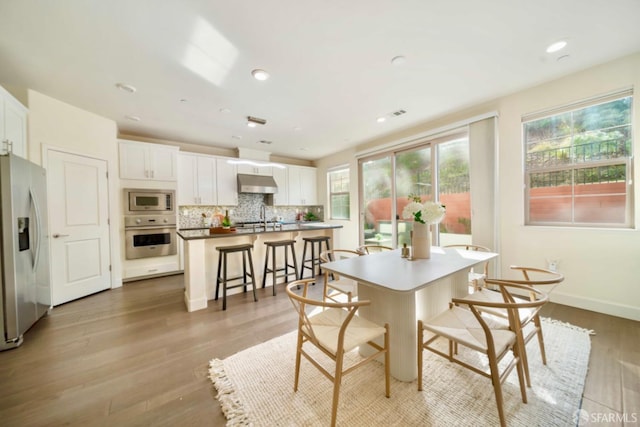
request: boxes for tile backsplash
[179,193,323,229]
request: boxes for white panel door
[48,150,111,305]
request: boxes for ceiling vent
[392,109,407,116]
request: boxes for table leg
[357,269,470,382]
[358,284,417,382]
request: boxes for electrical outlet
[547,259,558,272]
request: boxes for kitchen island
[178,223,342,312]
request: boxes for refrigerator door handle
[30,187,42,271]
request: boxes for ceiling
[1,1,639,161]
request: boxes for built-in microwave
[125,189,175,214]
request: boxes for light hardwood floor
[0,274,638,426]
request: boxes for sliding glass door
[360,133,471,248]
[361,156,393,247]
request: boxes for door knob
[52,233,70,238]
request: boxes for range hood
[237,173,278,194]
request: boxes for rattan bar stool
[262,239,299,295]
[215,243,257,310]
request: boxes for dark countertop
[178,223,342,240]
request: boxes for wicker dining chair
[461,266,564,387]
[418,282,548,427]
[285,279,390,427]
[320,249,360,303]
[356,244,393,255]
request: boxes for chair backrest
[357,244,393,255]
[503,265,564,298]
[444,244,491,276]
[454,281,549,336]
[320,249,360,281]
[285,280,370,353]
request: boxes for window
[524,92,633,227]
[328,168,350,220]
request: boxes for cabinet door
[237,164,272,176]
[272,167,288,205]
[119,141,149,179]
[150,145,178,181]
[197,156,217,205]
[3,98,27,158]
[299,167,317,205]
[216,158,238,205]
[288,167,302,205]
[177,154,198,205]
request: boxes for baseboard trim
[550,291,640,321]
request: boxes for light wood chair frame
[444,244,492,291]
[320,249,360,303]
[286,279,390,427]
[356,244,393,255]
[476,266,564,387]
[418,282,548,427]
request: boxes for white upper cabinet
[237,164,272,176]
[288,165,317,205]
[216,158,238,206]
[119,140,178,181]
[178,153,217,206]
[0,85,27,158]
[272,167,288,206]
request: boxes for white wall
[27,90,123,287]
[317,53,640,320]
[315,148,360,249]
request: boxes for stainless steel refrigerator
[0,153,51,351]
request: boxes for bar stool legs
[215,243,257,310]
[262,240,299,295]
[299,236,331,280]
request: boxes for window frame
[523,91,634,228]
[328,166,350,220]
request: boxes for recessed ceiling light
[115,83,137,93]
[391,55,406,66]
[377,117,387,123]
[232,135,242,140]
[219,107,231,113]
[546,41,567,53]
[124,115,141,121]
[251,69,270,81]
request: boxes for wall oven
[123,188,177,260]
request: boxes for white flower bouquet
[402,194,446,225]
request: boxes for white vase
[411,222,431,259]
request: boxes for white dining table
[321,246,498,382]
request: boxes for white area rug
[210,318,592,426]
